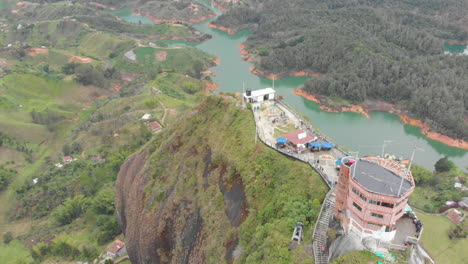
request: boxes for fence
[277,100,349,156]
[250,102,336,263]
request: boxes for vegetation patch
[418,212,468,264]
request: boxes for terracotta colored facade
[334,156,415,242]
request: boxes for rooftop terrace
[352,159,413,197]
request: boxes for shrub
[92,188,115,215]
[435,156,455,173]
[3,231,13,244]
[96,215,121,245]
[51,195,90,226]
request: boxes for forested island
[213,0,468,141]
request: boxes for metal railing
[250,101,338,263]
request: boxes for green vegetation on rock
[116,95,328,263]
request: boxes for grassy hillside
[418,212,468,264]
[115,46,214,74]
[77,32,133,59]
[2,20,88,49]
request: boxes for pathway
[250,100,346,263]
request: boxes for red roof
[283,129,314,145]
[148,121,162,132]
[63,156,73,162]
[447,209,463,225]
[107,240,125,254]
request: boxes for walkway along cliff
[248,98,345,264]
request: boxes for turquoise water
[111,8,156,25]
[444,43,467,54]
[115,7,468,170]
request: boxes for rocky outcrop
[115,97,250,264]
[116,96,329,263]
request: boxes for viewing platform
[251,100,346,186]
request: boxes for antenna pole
[397,173,404,197]
[272,77,275,89]
[242,82,246,109]
[408,146,417,171]
[350,151,359,179]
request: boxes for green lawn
[409,186,441,212]
[115,46,214,74]
[78,32,133,59]
[418,212,468,264]
[0,240,33,264]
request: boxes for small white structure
[243,88,276,103]
[141,113,152,120]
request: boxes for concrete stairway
[313,194,335,264]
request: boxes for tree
[435,156,455,173]
[62,63,76,75]
[92,188,115,215]
[62,144,71,156]
[411,165,433,184]
[51,195,89,226]
[71,142,82,154]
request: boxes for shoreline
[144,34,210,42]
[446,40,468,45]
[211,0,228,12]
[145,12,216,24]
[250,65,323,80]
[294,89,468,150]
[202,81,220,94]
[207,24,235,34]
[236,45,324,79]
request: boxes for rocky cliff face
[116,95,328,263]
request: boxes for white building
[243,88,276,103]
[141,113,152,120]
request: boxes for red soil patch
[145,13,215,24]
[88,1,116,10]
[202,81,220,94]
[294,89,370,118]
[155,51,168,61]
[207,24,235,35]
[0,58,11,67]
[447,40,468,45]
[147,35,184,40]
[211,0,228,12]
[66,53,94,64]
[294,89,468,149]
[27,47,49,57]
[111,82,123,92]
[250,66,322,80]
[189,13,216,23]
[11,1,30,13]
[212,57,220,66]
[237,44,248,55]
[121,72,142,83]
